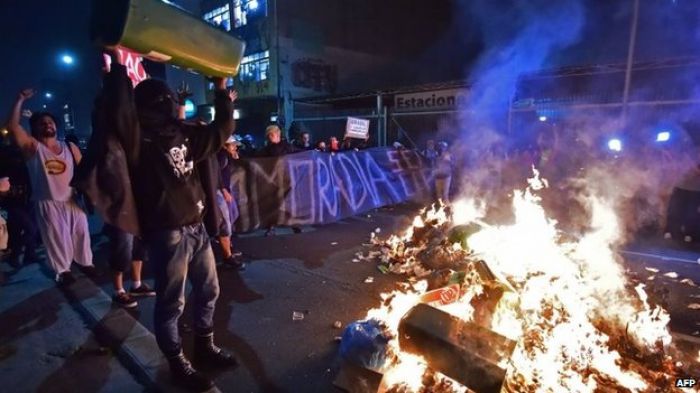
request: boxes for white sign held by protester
[345,117,370,139]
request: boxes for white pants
[35,200,93,276]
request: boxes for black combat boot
[168,352,214,392]
[193,334,238,368]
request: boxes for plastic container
[90,0,246,77]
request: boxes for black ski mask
[134,79,178,129]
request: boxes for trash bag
[339,319,389,371]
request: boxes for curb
[61,277,195,393]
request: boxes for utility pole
[621,0,640,126]
[274,0,282,127]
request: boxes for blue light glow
[539,115,547,122]
[608,138,622,152]
[45,92,53,99]
[184,99,196,118]
[61,54,74,65]
[656,131,671,142]
[249,0,259,10]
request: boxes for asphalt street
[2,203,700,392]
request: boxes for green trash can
[91,0,246,77]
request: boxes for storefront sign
[394,88,468,112]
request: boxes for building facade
[198,0,390,142]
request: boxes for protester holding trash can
[96,50,239,392]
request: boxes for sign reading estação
[103,47,149,87]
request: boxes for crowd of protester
[0,47,399,389]
[2,51,700,391]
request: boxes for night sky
[0,0,102,138]
[1,0,699,138]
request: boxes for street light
[656,131,671,142]
[61,54,74,65]
[608,138,623,152]
[56,53,76,131]
[45,92,53,99]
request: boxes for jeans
[103,224,146,272]
[147,223,220,357]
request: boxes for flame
[451,198,485,226]
[360,168,686,392]
[381,353,428,392]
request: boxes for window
[232,0,267,28]
[239,50,270,82]
[204,4,231,31]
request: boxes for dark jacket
[74,64,234,235]
[259,140,299,157]
[292,140,314,151]
[133,98,233,233]
[217,150,234,191]
[73,64,141,235]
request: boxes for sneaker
[264,227,275,237]
[231,251,243,257]
[130,283,156,297]
[222,255,246,271]
[292,226,302,234]
[113,292,138,308]
[56,271,76,286]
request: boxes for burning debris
[338,170,697,393]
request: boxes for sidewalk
[0,209,411,393]
[0,262,145,392]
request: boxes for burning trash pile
[336,170,699,393]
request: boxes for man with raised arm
[97,51,238,392]
[6,90,94,285]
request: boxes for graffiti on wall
[291,58,338,93]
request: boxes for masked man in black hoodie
[87,52,237,392]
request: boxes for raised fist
[18,89,34,101]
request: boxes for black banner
[230,148,433,232]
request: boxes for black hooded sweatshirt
[86,63,234,234]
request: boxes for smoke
[443,0,699,241]
[459,0,585,128]
[445,0,586,216]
